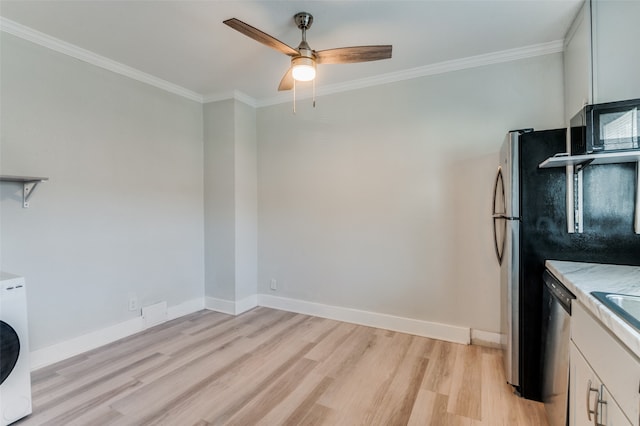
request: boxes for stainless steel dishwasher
[541,269,575,426]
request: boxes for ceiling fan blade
[223,18,299,56]
[278,68,294,91]
[316,45,392,64]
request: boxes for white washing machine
[0,272,32,425]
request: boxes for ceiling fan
[223,12,392,92]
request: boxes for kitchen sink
[591,292,640,332]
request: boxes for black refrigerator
[492,128,640,401]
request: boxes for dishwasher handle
[543,270,576,314]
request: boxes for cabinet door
[570,343,599,426]
[570,342,633,426]
[591,0,640,102]
[563,0,592,123]
[600,385,632,426]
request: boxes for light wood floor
[18,307,548,425]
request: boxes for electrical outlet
[128,294,138,311]
[270,278,277,291]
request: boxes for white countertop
[0,271,21,281]
[545,260,640,359]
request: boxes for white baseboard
[205,295,258,315]
[470,329,502,348]
[257,294,471,345]
[30,316,144,371]
[236,294,258,314]
[30,293,480,370]
[204,296,235,315]
[30,297,204,371]
[168,297,204,320]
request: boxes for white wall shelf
[0,175,49,208]
[539,151,640,169]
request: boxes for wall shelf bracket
[23,181,39,208]
[568,165,584,233]
[0,175,49,208]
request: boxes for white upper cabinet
[563,1,592,125]
[563,0,640,123]
[591,0,640,104]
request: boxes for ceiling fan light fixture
[291,57,316,82]
[223,13,392,94]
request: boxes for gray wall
[203,100,236,301]
[2,28,565,351]
[233,101,257,302]
[203,99,257,304]
[257,53,565,333]
[0,34,205,350]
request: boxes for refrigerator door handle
[635,161,639,234]
[493,222,503,264]
[492,168,507,264]
[492,167,505,216]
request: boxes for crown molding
[202,90,257,107]
[0,17,203,103]
[1,16,563,108]
[256,39,564,107]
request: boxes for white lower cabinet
[570,301,639,426]
[570,342,631,425]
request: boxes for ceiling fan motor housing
[294,12,313,30]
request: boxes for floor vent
[142,301,167,328]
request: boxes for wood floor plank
[64,405,124,426]
[422,339,460,395]
[18,308,548,426]
[359,335,425,423]
[431,392,453,425]
[274,375,334,426]
[304,321,357,361]
[295,403,333,426]
[110,313,309,421]
[311,324,377,379]
[479,349,513,425]
[407,388,439,425]
[179,310,235,335]
[124,314,323,425]
[317,331,415,424]
[30,372,68,400]
[222,357,318,425]
[21,374,141,425]
[203,343,317,425]
[202,316,341,425]
[39,380,139,426]
[364,342,430,425]
[447,343,482,420]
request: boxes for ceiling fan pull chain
[313,79,316,108]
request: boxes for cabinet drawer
[572,301,640,424]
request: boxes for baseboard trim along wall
[29,298,204,370]
[204,295,257,315]
[31,294,501,370]
[256,294,471,345]
[204,296,236,315]
[470,329,502,348]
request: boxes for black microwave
[570,98,640,155]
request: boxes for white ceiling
[0,0,583,103]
